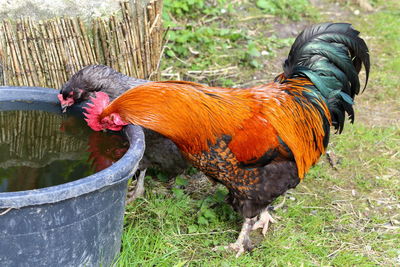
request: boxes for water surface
[0,110,128,192]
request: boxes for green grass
[116,0,400,265]
[161,0,314,86]
[353,0,400,102]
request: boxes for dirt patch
[356,101,400,127]
[239,0,356,87]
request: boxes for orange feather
[101,79,331,178]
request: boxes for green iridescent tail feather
[280,22,370,133]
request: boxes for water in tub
[0,110,129,192]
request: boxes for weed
[256,0,317,20]
[161,0,306,85]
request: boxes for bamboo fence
[0,0,164,89]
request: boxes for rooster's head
[83,92,128,132]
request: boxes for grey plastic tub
[0,86,145,266]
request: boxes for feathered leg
[126,169,146,204]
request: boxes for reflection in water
[87,132,128,172]
[0,110,128,192]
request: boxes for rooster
[83,23,369,256]
[58,65,189,201]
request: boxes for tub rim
[0,86,145,209]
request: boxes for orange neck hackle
[101,81,256,154]
[101,80,331,179]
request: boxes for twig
[272,195,286,211]
[173,229,237,237]
[327,243,346,258]
[238,14,275,22]
[301,206,334,210]
[0,208,12,216]
[326,150,340,169]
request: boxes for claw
[252,208,276,236]
[228,243,246,258]
[213,208,279,256]
[213,217,257,257]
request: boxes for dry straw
[0,0,164,89]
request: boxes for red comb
[83,92,110,131]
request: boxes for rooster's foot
[213,217,257,257]
[252,208,276,236]
[126,169,146,204]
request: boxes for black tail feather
[281,23,370,133]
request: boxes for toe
[252,211,277,236]
[261,222,270,236]
[235,247,245,258]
